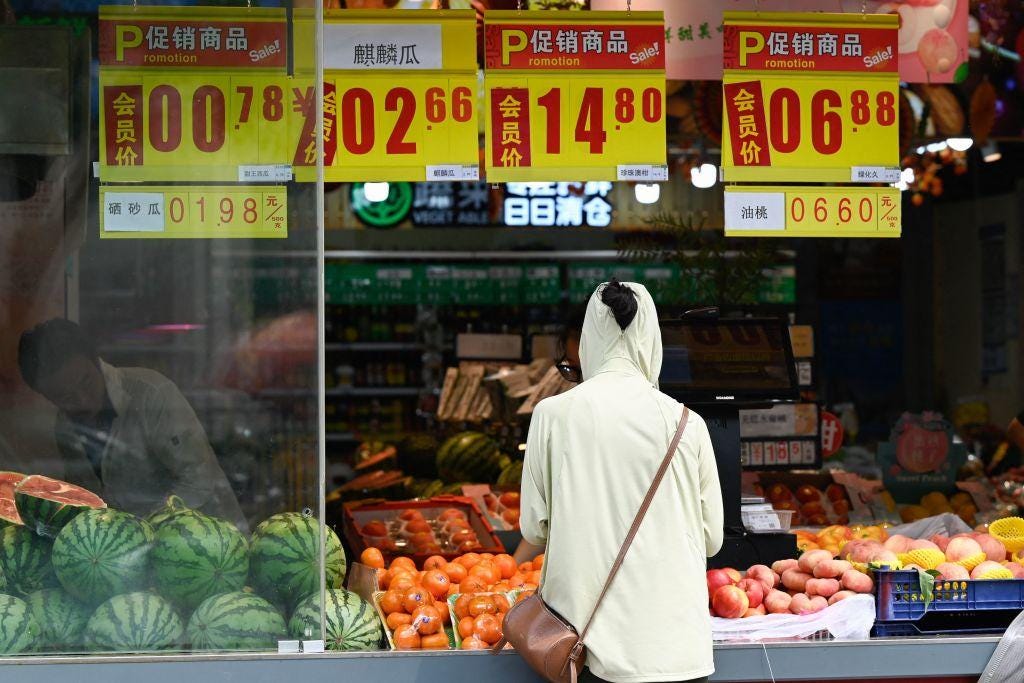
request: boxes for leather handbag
[493,408,691,683]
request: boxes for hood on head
[579,281,662,385]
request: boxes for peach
[781,569,812,593]
[788,593,814,615]
[973,534,1007,562]
[724,568,742,584]
[742,605,766,618]
[805,578,841,599]
[1004,562,1024,579]
[845,540,884,564]
[798,549,833,575]
[746,564,776,593]
[935,562,970,580]
[772,559,799,575]
[903,564,925,572]
[971,560,1011,580]
[808,596,828,613]
[814,559,853,579]
[828,590,856,605]
[764,590,792,614]
[930,534,950,552]
[908,539,940,552]
[706,568,736,597]
[737,578,765,609]
[883,535,912,553]
[712,585,749,619]
[841,569,874,594]
[946,537,984,563]
[867,549,900,567]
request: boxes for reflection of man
[18,319,246,530]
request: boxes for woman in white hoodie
[520,280,724,683]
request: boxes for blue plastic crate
[873,570,1024,636]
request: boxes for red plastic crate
[342,496,505,566]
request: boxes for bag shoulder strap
[577,407,690,641]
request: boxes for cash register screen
[659,318,799,404]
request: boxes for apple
[737,578,765,608]
[499,492,521,509]
[826,484,848,503]
[712,585,749,619]
[746,564,776,593]
[767,484,793,503]
[795,485,821,504]
[706,569,736,598]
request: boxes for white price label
[851,166,901,183]
[724,191,786,231]
[426,164,480,181]
[617,164,668,181]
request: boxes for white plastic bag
[711,594,875,642]
[888,512,973,539]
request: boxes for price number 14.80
[535,86,662,155]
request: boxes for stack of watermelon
[436,432,513,484]
[0,472,383,655]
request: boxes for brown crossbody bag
[492,408,691,683]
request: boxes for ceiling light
[363,182,390,203]
[634,183,660,204]
[690,163,717,189]
[946,137,973,151]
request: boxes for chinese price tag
[295,10,479,182]
[484,10,666,182]
[721,12,899,184]
[98,6,291,183]
[725,186,900,238]
[100,185,287,238]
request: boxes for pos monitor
[659,317,800,567]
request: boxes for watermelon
[187,591,286,650]
[51,509,151,605]
[496,461,524,488]
[0,472,26,526]
[14,475,105,538]
[151,510,248,611]
[288,589,382,651]
[25,588,91,651]
[249,513,345,607]
[0,525,56,595]
[436,432,511,483]
[0,594,39,654]
[84,592,183,652]
[146,495,192,532]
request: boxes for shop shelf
[873,570,1024,636]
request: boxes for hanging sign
[724,186,900,238]
[99,185,287,238]
[721,12,899,184]
[483,11,667,182]
[296,10,479,183]
[98,6,291,183]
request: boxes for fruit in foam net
[711,585,749,619]
[935,562,970,581]
[899,548,945,571]
[946,537,986,571]
[973,534,1007,562]
[971,561,1014,580]
[736,578,764,608]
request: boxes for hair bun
[600,279,638,330]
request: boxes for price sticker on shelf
[725,185,900,237]
[484,10,666,182]
[721,12,899,184]
[291,10,479,182]
[98,6,291,183]
[100,185,287,238]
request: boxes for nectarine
[712,585,749,619]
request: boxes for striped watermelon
[0,525,56,595]
[25,588,91,651]
[187,591,286,650]
[0,472,26,526]
[15,475,105,538]
[436,432,511,483]
[85,592,183,652]
[0,594,39,654]
[51,509,151,605]
[146,495,191,532]
[249,513,345,607]
[496,460,524,488]
[151,510,248,611]
[288,589,382,651]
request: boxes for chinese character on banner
[503,182,614,228]
[491,88,531,169]
[821,411,844,458]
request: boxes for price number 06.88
[768,87,895,156]
[535,86,662,155]
[337,86,473,156]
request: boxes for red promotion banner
[98,10,287,68]
[490,87,532,170]
[485,21,665,70]
[723,23,896,73]
[723,80,770,167]
[102,84,144,168]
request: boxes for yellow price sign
[100,185,287,238]
[292,10,479,182]
[98,7,291,183]
[484,11,667,182]
[721,12,899,184]
[724,186,900,238]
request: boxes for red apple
[736,578,764,608]
[712,585,749,619]
[706,569,736,598]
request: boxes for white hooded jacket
[520,282,724,682]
